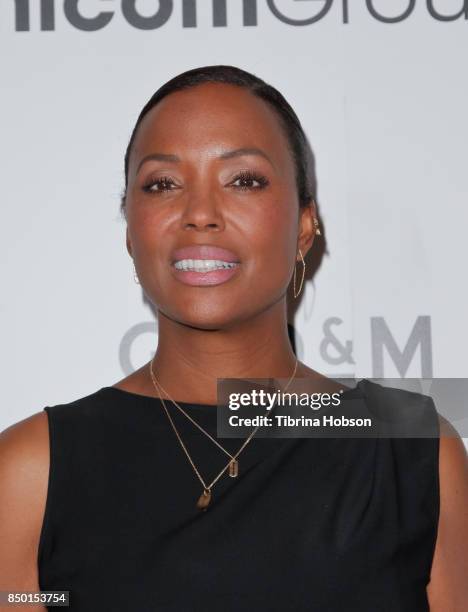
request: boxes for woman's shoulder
[0,411,49,589]
[427,414,468,608]
[0,385,110,519]
[40,386,125,424]
[436,413,467,509]
[0,410,50,495]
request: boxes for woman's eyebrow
[136,153,180,174]
[218,147,274,167]
[136,147,274,175]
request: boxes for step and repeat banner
[1,1,467,435]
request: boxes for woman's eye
[231,172,269,191]
[142,177,178,193]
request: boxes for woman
[0,66,467,611]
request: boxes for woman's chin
[160,303,248,331]
[176,312,240,331]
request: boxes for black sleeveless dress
[38,379,440,611]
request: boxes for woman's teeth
[174,259,238,272]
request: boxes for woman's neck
[137,304,302,404]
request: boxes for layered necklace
[149,355,298,510]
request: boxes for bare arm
[0,412,50,612]
[427,416,468,611]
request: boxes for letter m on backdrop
[371,316,433,377]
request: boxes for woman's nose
[179,188,225,232]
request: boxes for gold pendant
[228,458,239,478]
[196,488,211,510]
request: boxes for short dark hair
[121,65,314,216]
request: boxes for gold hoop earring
[293,249,306,298]
[133,264,140,285]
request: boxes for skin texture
[0,83,467,610]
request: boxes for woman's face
[125,82,314,329]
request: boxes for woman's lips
[171,244,240,263]
[170,244,241,287]
[171,263,241,287]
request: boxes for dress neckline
[99,385,220,410]
[98,378,366,412]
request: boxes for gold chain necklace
[149,355,298,511]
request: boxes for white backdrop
[1,1,467,443]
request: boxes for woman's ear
[297,200,317,257]
[126,226,133,259]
